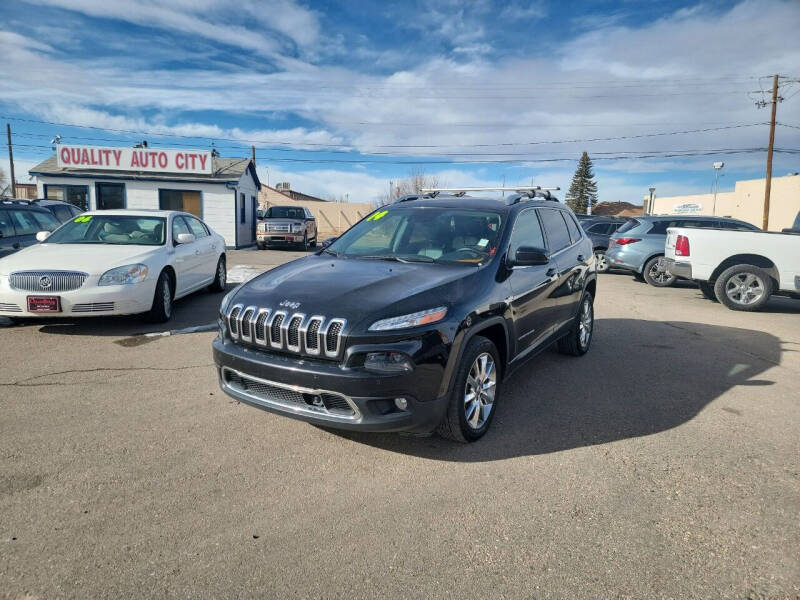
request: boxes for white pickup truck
[663,222,800,311]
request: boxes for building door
[159,189,202,217]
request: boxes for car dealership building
[29,145,261,248]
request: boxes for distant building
[648,174,800,231]
[12,182,38,199]
[30,145,260,248]
[259,182,327,207]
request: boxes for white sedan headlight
[368,306,448,331]
[98,264,149,286]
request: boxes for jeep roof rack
[418,186,560,205]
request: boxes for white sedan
[0,210,227,322]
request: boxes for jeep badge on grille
[279,300,301,310]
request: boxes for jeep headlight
[98,264,148,286]
[368,306,448,331]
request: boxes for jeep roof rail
[395,194,430,203]
[418,186,560,204]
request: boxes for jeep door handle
[577,254,585,262]
[546,267,559,278]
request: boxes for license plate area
[27,295,61,313]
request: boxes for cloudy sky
[1,0,798,204]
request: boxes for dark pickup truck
[214,189,597,442]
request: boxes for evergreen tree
[565,152,598,214]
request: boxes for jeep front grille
[226,304,345,359]
[221,368,358,420]
[10,271,88,292]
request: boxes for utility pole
[762,74,779,230]
[6,123,16,198]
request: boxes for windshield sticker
[74,216,92,223]
[477,238,488,247]
[366,210,388,222]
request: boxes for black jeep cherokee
[213,190,597,442]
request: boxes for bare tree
[377,170,445,206]
[0,165,8,198]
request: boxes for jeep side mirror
[36,231,51,242]
[321,236,337,247]
[511,246,549,266]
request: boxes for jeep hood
[230,254,479,328]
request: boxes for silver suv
[606,215,759,287]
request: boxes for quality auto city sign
[56,145,213,174]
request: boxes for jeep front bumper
[212,336,450,433]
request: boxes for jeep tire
[437,336,501,443]
[557,291,594,356]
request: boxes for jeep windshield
[326,207,503,264]
[44,215,167,245]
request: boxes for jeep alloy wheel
[464,352,497,430]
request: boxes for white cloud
[3,0,799,202]
[21,0,321,59]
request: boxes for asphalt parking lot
[1,250,798,599]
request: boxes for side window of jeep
[509,209,545,259]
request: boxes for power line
[2,116,769,151]
[16,139,778,157]
[12,143,794,165]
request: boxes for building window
[239,193,246,224]
[96,183,125,210]
[158,189,202,217]
[44,184,89,211]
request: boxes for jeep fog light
[394,397,408,411]
[364,351,413,374]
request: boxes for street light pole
[712,162,724,216]
[648,187,655,215]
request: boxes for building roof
[29,154,260,187]
[261,185,327,203]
